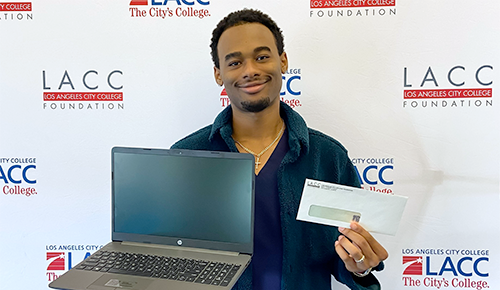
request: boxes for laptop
[49,147,255,290]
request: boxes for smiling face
[214,23,288,113]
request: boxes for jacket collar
[209,101,310,160]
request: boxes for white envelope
[296,179,408,235]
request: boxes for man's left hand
[334,222,388,275]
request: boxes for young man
[172,9,387,290]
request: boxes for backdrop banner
[1,0,499,289]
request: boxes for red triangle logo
[220,88,227,96]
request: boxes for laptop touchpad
[87,274,152,290]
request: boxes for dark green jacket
[171,102,382,290]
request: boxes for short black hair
[210,9,285,68]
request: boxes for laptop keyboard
[75,251,241,287]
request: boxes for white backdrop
[1,0,499,289]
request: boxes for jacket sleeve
[333,258,383,290]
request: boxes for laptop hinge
[120,241,241,257]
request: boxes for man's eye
[228,61,240,67]
[256,55,269,61]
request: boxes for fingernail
[350,223,358,230]
[338,227,345,232]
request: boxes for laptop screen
[111,147,254,253]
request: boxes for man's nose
[242,60,260,79]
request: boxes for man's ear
[280,52,288,74]
[214,66,223,86]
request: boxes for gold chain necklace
[233,121,285,170]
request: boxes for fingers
[337,235,364,261]
[338,227,377,268]
[335,222,389,273]
[335,236,368,272]
[349,222,389,261]
[340,222,388,263]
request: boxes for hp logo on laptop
[177,239,183,246]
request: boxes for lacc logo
[310,0,395,8]
[402,65,493,109]
[1,157,37,197]
[129,0,210,19]
[47,252,65,271]
[306,180,321,188]
[0,2,33,21]
[46,244,103,282]
[309,0,397,18]
[403,255,488,277]
[352,157,393,193]
[43,70,123,94]
[402,249,490,290]
[355,165,393,185]
[404,65,493,88]
[280,68,302,108]
[42,70,124,110]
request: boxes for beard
[240,97,271,113]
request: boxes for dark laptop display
[112,149,254,251]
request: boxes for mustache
[235,76,271,88]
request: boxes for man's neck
[231,101,283,142]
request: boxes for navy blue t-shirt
[252,130,289,290]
